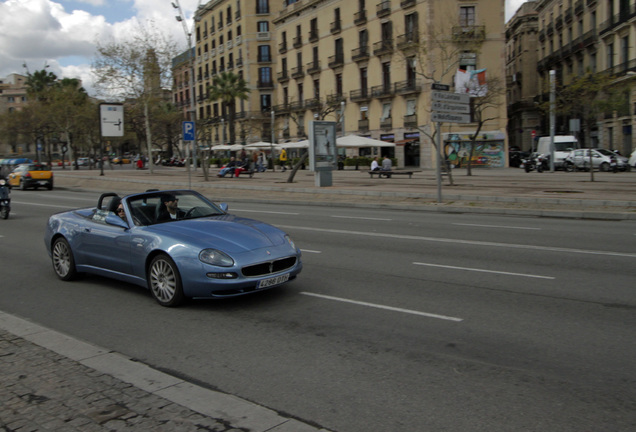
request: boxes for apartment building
[192,0,284,146]
[172,48,195,120]
[535,0,636,154]
[188,0,507,168]
[506,1,540,152]
[0,74,28,115]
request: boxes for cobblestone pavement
[0,313,330,432]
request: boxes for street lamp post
[172,0,198,174]
[270,110,275,172]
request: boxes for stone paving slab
[0,312,332,432]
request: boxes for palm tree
[207,72,250,145]
[25,69,58,100]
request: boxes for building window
[258,21,269,32]
[261,94,271,112]
[459,6,475,27]
[313,79,320,98]
[381,102,391,120]
[336,73,343,95]
[257,0,269,14]
[258,45,271,62]
[607,42,614,69]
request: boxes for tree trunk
[286,152,308,183]
[144,101,154,174]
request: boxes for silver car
[564,149,630,172]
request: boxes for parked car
[7,163,54,190]
[564,148,630,172]
[629,149,636,169]
[76,157,92,166]
[44,189,303,307]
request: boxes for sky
[0,0,530,96]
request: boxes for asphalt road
[2,188,636,431]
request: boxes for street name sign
[431,91,470,104]
[431,83,450,91]
[431,112,472,124]
[431,100,471,114]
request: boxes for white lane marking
[35,194,95,202]
[300,249,321,254]
[12,201,70,209]
[301,292,463,322]
[331,215,392,221]
[453,223,541,230]
[413,262,555,279]
[278,225,636,258]
[233,208,299,215]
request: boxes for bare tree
[92,23,178,174]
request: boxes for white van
[536,135,579,169]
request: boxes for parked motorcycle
[0,178,10,219]
[523,153,549,173]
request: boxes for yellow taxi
[8,163,54,190]
[112,156,131,164]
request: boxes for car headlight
[199,249,234,267]
[285,234,296,250]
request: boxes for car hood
[147,214,287,253]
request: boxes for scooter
[0,178,10,219]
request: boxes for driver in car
[157,194,186,222]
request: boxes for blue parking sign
[182,121,195,141]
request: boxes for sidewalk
[0,311,330,432]
[53,165,636,220]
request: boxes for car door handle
[84,228,91,232]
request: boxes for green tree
[206,71,250,147]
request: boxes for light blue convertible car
[44,190,302,306]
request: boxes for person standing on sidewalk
[280,148,288,172]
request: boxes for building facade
[506,1,540,152]
[534,0,636,154]
[185,0,507,168]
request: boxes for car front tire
[148,254,184,307]
[600,162,610,172]
[52,238,77,281]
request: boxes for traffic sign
[431,112,472,124]
[431,91,470,104]
[99,104,124,137]
[431,101,471,114]
[182,121,195,141]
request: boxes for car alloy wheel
[52,238,77,281]
[148,254,184,307]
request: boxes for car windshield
[554,142,577,151]
[126,190,225,226]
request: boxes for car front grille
[242,256,297,277]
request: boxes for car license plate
[39,181,48,185]
[258,273,289,289]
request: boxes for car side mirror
[219,203,229,212]
[105,213,130,229]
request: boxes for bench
[368,170,415,179]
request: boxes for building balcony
[279,42,288,54]
[354,10,367,25]
[307,60,321,75]
[290,100,304,111]
[373,40,393,56]
[574,0,583,15]
[293,36,302,48]
[564,8,573,22]
[358,119,369,132]
[403,114,417,128]
[291,66,304,79]
[394,79,421,95]
[380,117,393,129]
[328,54,344,69]
[400,0,415,8]
[376,1,391,18]
[277,70,290,83]
[555,16,563,30]
[236,58,243,67]
[326,93,345,104]
[304,98,321,110]
[352,46,370,62]
[452,25,486,43]
[273,103,291,114]
[258,56,273,64]
[309,30,319,43]
[396,32,419,50]
[371,84,394,98]
[350,88,371,102]
[257,80,274,89]
[330,20,342,35]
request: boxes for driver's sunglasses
[117,208,125,213]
